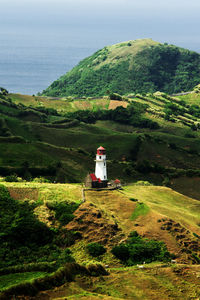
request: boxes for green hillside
[1,89,200,199]
[0,182,200,299]
[41,39,200,97]
[1,87,200,298]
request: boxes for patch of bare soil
[108,100,128,110]
[83,190,199,264]
[159,218,200,263]
[8,187,38,201]
[85,190,137,234]
[66,202,123,246]
[130,210,181,257]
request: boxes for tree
[0,87,8,96]
[86,242,106,257]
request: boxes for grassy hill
[0,182,200,299]
[41,39,200,97]
[1,88,200,298]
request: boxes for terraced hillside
[1,89,200,199]
[131,91,200,128]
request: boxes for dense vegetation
[65,102,159,129]
[111,231,172,265]
[0,185,79,268]
[86,242,106,257]
[42,39,200,97]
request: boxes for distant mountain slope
[42,39,200,97]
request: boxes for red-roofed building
[114,179,121,184]
[114,179,121,188]
[90,173,97,181]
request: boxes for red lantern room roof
[97,146,106,155]
[97,146,105,150]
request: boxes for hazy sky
[1,0,200,50]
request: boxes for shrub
[134,181,153,186]
[49,201,80,226]
[86,242,106,257]
[53,229,82,247]
[136,160,153,173]
[129,198,138,202]
[0,87,8,96]
[0,185,64,268]
[111,231,172,265]
[193,232,200,239]
[5,173,18,182]
[192,253,200,263]
[111,244,129,261]
[186,169,200,177]
[169,143,177,150]
[184,132,196,138]
[33,177,50,183]
[108,92,123,100]
[162,177,170,186]
[57,248,75,264]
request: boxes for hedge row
[0,262,57,276]
[0,263,108,300]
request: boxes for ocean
[1,23,200,96]
[0,27,100,95]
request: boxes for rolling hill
[0,89,199,199]
[41,39,200,97]
[0,182,200,299]
[1,86,200,298]
[1,38,200,299]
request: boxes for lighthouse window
[104,176,106,179]
[104,163,105,166]
[99,156,101,159]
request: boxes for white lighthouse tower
[95,146,107,186]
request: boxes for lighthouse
[95,146,107,182]
[85,146,108,188]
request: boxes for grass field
[0,272,48,292]
[33,264,200,300]
[3,181,83,203]
[123,184,200,233]
[130,202,150,221]
[9,94,110,113]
